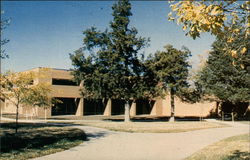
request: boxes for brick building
[1,67,216,118]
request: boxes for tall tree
[198,25,250,117]
[0,71,51,133]
[70,0,149,122]
[147,45,191,121]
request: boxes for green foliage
[70,0,151,101]
[177,82,203,104]
[147,44,191,95]
[146,44,191,120]
[197,25,250,104]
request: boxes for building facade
[1,67,216,118]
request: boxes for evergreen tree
[70,0,149,122]
[147,45,191,121]
[198,25,250,117]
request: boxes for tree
[70,0,149,122]
[0,71,51,133]
[0,11,11,119]
[197,27,250,118]
[168,1,249,58]
[26,83,60,122]
[147,45,191,121]
[0,10,10,59]
[168,1,249,39]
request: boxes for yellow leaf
[211,6,220,15]
[222,16,227,21]
[231,50,237,58]
[171,4,178,11]
[247,23,250,28]
[234,29,240,33]
[227,37,234,43]
[183,25,187,30]
[241,47,247,54]
[215,22,222,27]
[240,64,245,69]
[206,5,213,12]
[168,17,175,21]
[168,12,172,17]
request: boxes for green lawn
[185,134,250,160]
[0,122,86,160]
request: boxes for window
[52,79,77,86]
[29,80,34,85]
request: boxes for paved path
[2,118,249,160]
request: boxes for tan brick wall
[51,85,81,98]
[2,100,17,114]
[158,95,215,117]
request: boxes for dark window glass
[52,98,79,115]
[84,99,105,115]
[29,80,34,85]
[52,79,77,86]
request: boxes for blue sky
[1,1,215,72]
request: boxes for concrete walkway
[2,118,249,160]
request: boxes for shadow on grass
[103,116,202,122]
[225,150,250,160]
[85,131,110,141]
[0,122,86,153]
[0,122,80,129]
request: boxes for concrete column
[150,98,163,116]
[124,101,131,122]
[76,81,84,116]
[44,107,52,121]
[76,98,84,116]
[130,101,136,116]
[103,99,112,116]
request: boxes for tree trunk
[215,102,219,117]
[15,105,19,134]
[44,107,47,122]
[124,100,130,122]
[169,88,175,122]
[0,57,1,121]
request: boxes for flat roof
[19,67,72,73]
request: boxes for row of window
[28,79,78,86]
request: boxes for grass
[238,121,250,125]
[0,122,86,160]
[72,121,229,133]
[185,134,250,160]
[0,139,83,160]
